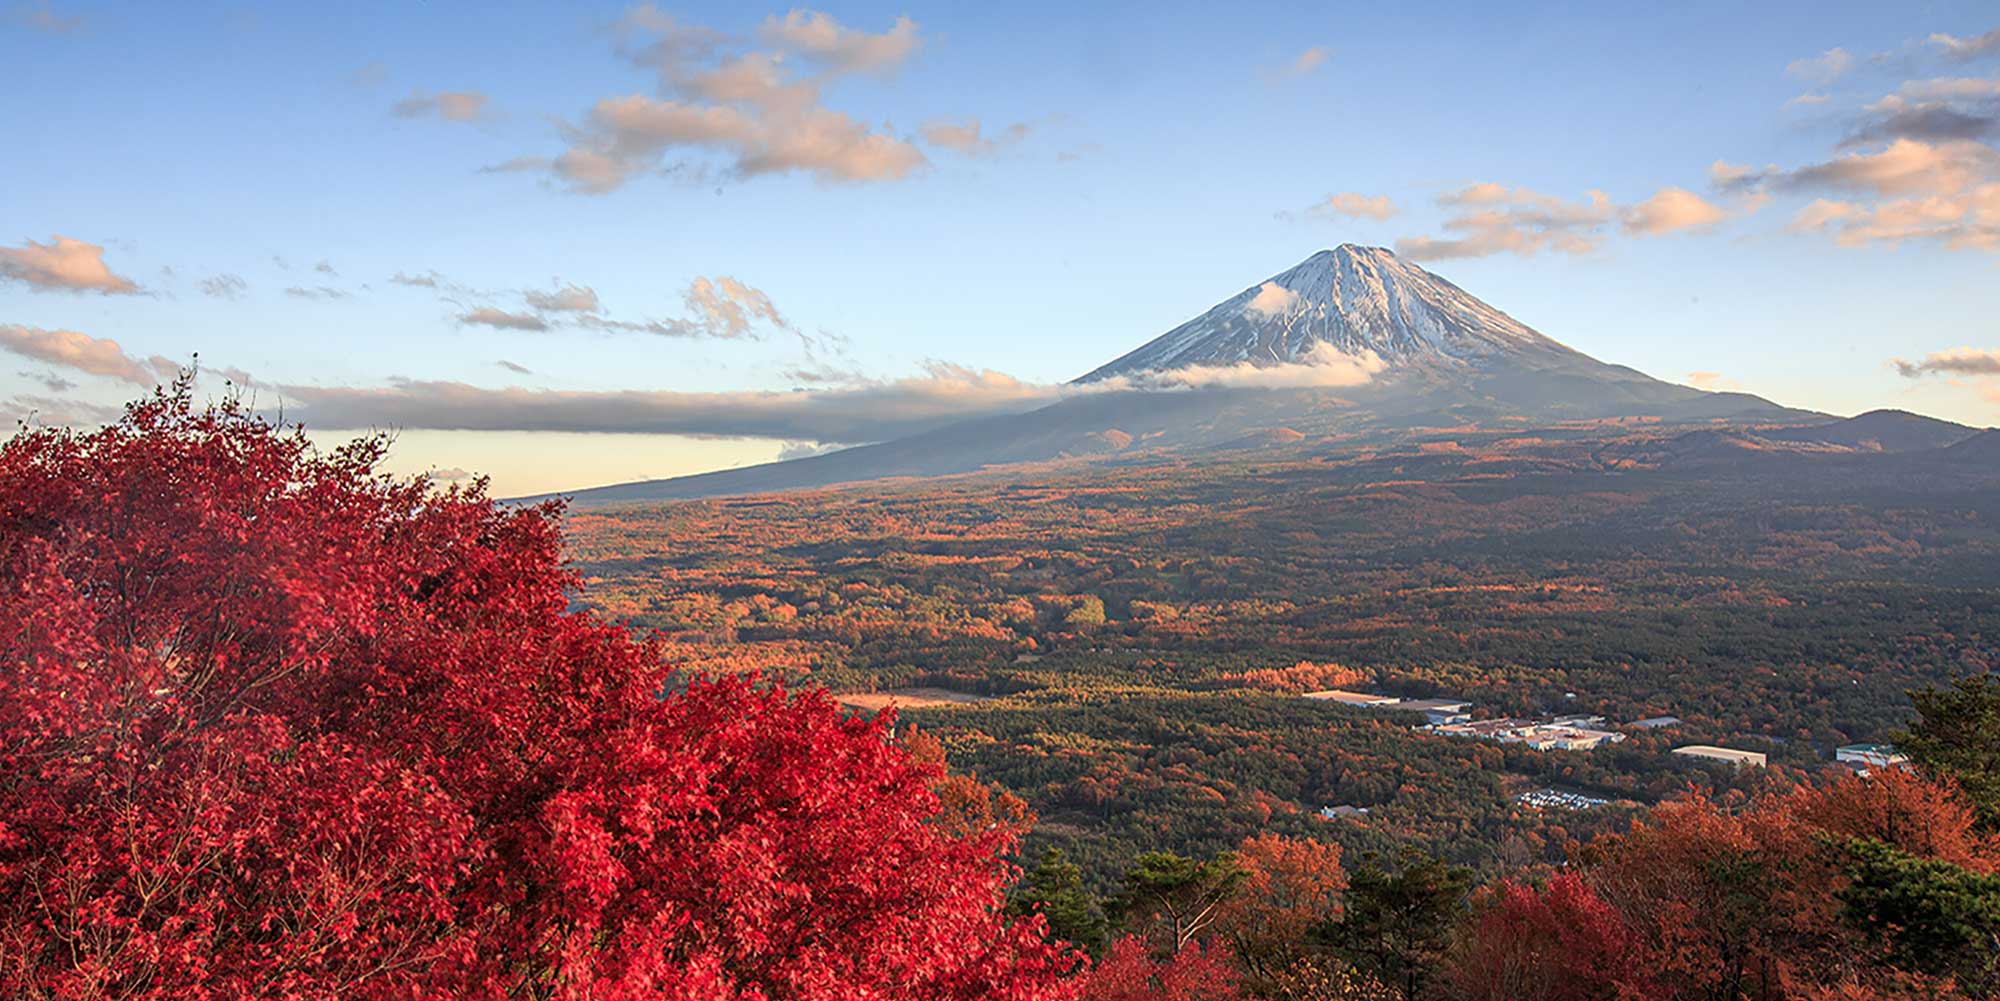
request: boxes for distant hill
[1944,429,2000,463]
[541,247,1820,505]
[1761,409,1979,452]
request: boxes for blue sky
[4,0,1998,493]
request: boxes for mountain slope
[543,248,1816,505]
[1944,429,2000,463]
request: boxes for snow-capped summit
[1076,245,1571,382]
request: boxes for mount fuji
[1076,244,1751,417]
[547,247,1821,504]
[1081,244,1568,380]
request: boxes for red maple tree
[1076,936,1243,1001]
[0,385,1080,999]
[1443,873,1654,1001]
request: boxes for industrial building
[1672,745,1767,768]
[1302,689,1402,707]
[1836,743,1910,774]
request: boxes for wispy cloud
[1396,184,1615,260]
[1286,192,1400,223]
[0,395,123,428]
[1269,46,1330,81]
[1719,138,2000,251]
[19,369,77,392]
[522,283,601,314]
[0,235,140,294]
[459,307,548,331]
[1713,48,2000,254]
[1892,346,2000,377]
[919,118,1031,157]
[449,275,796,341]
[1394,182,1740,259]
[393,90,490,122]
[1842,78,2000,148]
[1929,28,2000,62]
[199,273,249,299]
[12,0,81,34]
[283,285,348,300]
[1786,47,1854,85]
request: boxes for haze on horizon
[4,0,1998,495]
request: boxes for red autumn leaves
[0,385,1078,999]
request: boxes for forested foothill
[567,422,2000,890]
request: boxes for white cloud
[756,10,921,75]
[1685,371,1743,392]
[0,235,140,294]
[1104,344,1385,391]
[1621,186,1728,235]
[1739,139,2000,252]
[1777,138,1998,196]
[539,10,931,192]
[1242,281,1301,318]
[776,440,846,461]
